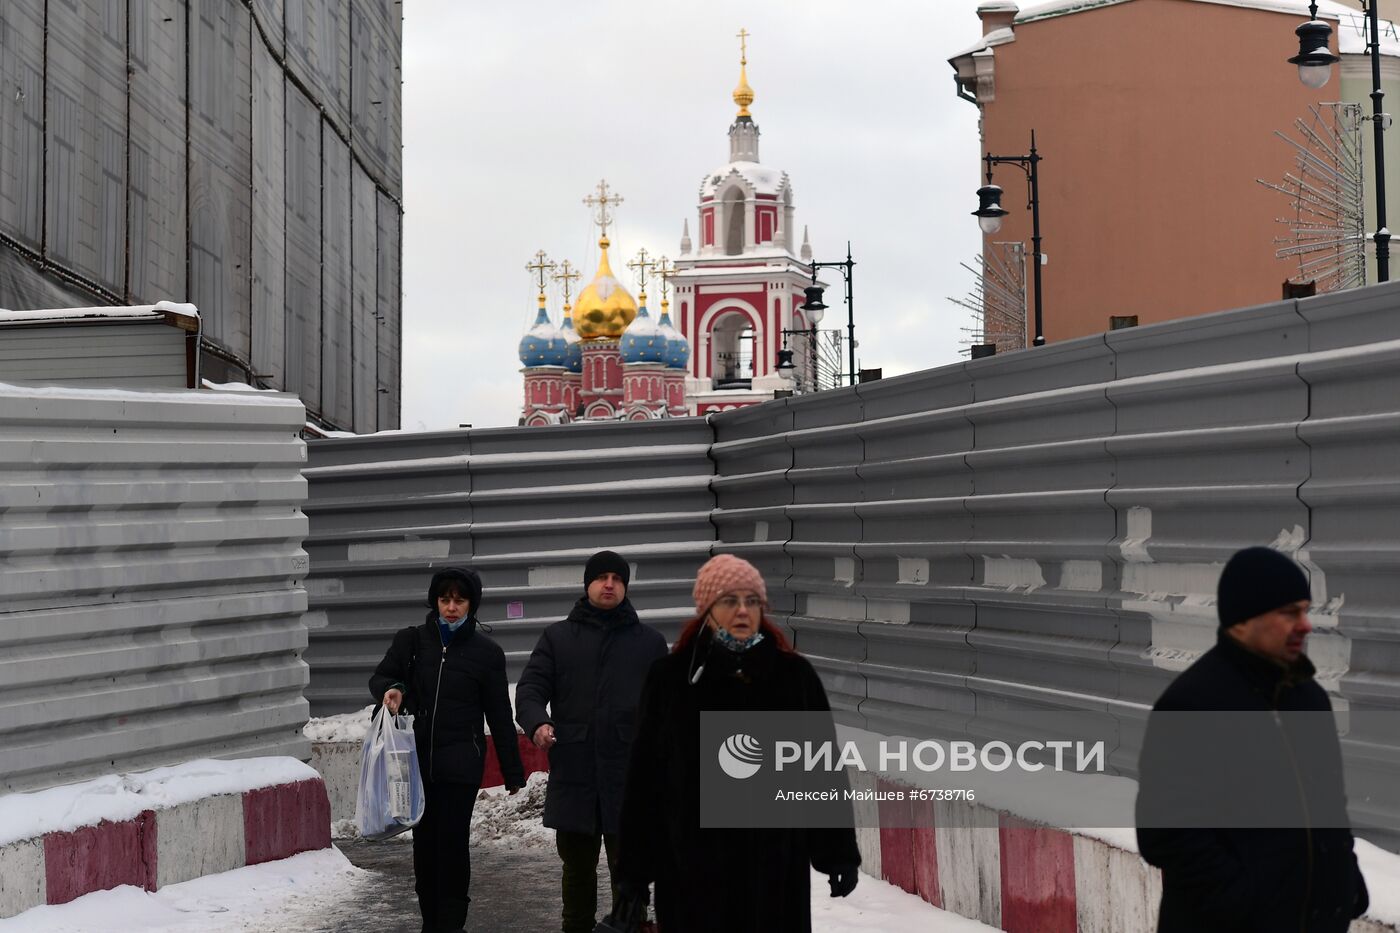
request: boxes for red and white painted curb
[0,776,330,919]
[853,770,1396,933]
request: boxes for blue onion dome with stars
[619,297,669,364]
[657,301,690,370]
[560,304,583,373]
[518,298,567,367]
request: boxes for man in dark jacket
[515,550,668,933]
[1136,547,1369,932]
[370,566,524,933]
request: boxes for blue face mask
[714,627,765,653]
[440,616,467,632]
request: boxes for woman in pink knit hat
[603,554,861,933]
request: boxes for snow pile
[1357,838,1400,927]
[331,769,551,844]
[470,771,553,849]
[201,379,268,392]
[304,705,376,743]
[7,848,365,933]
[0,757,318,847]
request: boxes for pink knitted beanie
[693,554,768,617]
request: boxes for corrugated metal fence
[302,419,716,715]
[0,383,311,793]
[303,285,1400,825]
[710,283,1400,827]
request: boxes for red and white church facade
[520,42,824,423]
[670,46,825,415]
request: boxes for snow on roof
[949,25,1017,60]
[699,161,790,200]
[0,380,303,409]
[0,302,200,330]
[623,308,661,336]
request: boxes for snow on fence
[0,382,312,795]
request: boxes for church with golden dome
[520,32,824,425]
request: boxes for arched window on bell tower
[711,311,755,387]
[723,187,745,256]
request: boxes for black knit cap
[584,550,630,590]
[427,566,483,616]
[1216,547,1310,629]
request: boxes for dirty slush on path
[327,773,610,933]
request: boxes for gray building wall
[0,0,402,433]
[0,382,312,794]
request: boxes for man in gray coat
[515,550,667,933]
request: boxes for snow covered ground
[1,846,993,933]
[4,770,996,932]
[2,849,364,933]
[8,706,1399,931]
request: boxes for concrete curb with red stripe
[0,777,330,919]
[852,769,1397,933]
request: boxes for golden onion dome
[573,236,638,340]
[733,63,754,117]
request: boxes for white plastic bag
[355,706,426,840]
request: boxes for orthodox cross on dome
[627,248,655,297]
[733,28,755,117]
[583,180,624,240]
[553,259,581,306]
[654,255,677,304]
[526,249,556,299]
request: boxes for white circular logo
[717,733,764,780]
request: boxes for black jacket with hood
[369,567,525,788]
[514,595,668,835]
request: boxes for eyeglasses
[714,595,765,611]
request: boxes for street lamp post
[1290,1,1390,281]
[804,246,857,385]
[780,299,826,394]
[972,131,1045,347]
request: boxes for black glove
[828,865,858,898]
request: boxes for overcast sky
[399,1,990,430]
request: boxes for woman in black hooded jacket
[370,566,524,933]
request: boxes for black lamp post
[1290,1,1389,282]
[803,245,857,385]
[973,131,1045,346]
